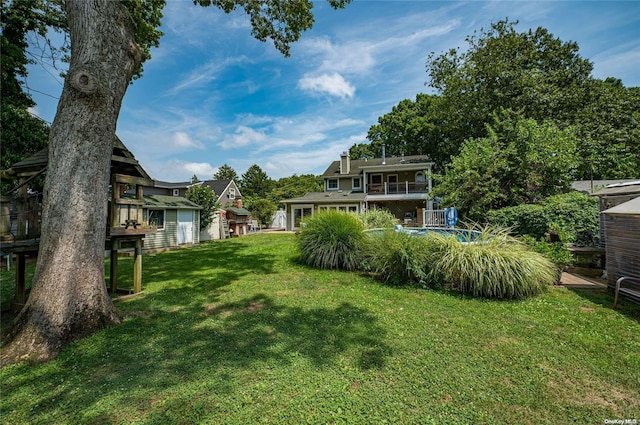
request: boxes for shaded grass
[1,233,639,424]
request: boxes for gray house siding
[144,209,178,251]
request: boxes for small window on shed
[144,209,165,229]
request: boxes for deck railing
[367,181,428,195]
[423,209,446,227]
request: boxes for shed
[591,181,640,247]
[602,196,640,304]
[225,205,251,236]
[141,195,201,251]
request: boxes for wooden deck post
[133,238,142,293]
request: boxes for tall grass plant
[297,211,364,270]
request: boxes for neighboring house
[601,196,640,304]
[571,179,639,195]
[147,179,242,208]
[142,195,201,252]
[281,152,437,231]
[591,180,640,247]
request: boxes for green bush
[357,208,398,230]
[297,211,364,271]
[361,230,436,286]
[488,191,599,245]
[427,226,558,299]
[522,235,573,268]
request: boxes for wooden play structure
[1,137,156,311]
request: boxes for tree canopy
[186,184,220,230]
[214,163,240,186]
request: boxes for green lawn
[1,233,639,424]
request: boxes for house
[281,152,437,231]
[147,179,242,208]
[601,196,640,304]
[141,195,202,252]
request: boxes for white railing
[423,209,446,227]
[367,181,429,195]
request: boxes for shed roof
[592,181,640,197]
[602,196,640,215]
[144,195,201,209]
[225,206,251,215]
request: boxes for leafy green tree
[214,163,240,186]
[427,19,593,142]
[434,115,579,221]
[363,94,453,172]
[1,0,352,366]
[186,184,220,230]
[241,164,274,198]
[245,197,277,228]
[267,174,323,204]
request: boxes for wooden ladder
[221,217,231,239]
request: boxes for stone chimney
[339,151,350,175]
[235,199,243,209]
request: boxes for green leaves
[185,184,220,230]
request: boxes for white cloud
[167,56,252,95]
[172,132,205,149]
[298,72,355,99]
[219,125,268,149]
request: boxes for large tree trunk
[1,0,142,365]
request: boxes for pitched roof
[143,195,202,209]
[6,136,152,181]
[321,155,433,178]
[225,206,251,215]
[152,180,192,189]
[201,179,237,197]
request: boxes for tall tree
[434,114,579,221]
[241,164,274,198]
[1,0,351,366]
[214,163,240,186]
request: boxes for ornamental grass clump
[297,211,365,271]
[361,230,436,286]
[428,226,558,299]
[358,208,398,230]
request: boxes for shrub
[358,209,398,230]
[522,235,573,269]
[488,191,599,245]
[427,226,558,299]
[297,211,364,271]
[361,230,436,286]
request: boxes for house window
[144,209,165,229]
[228,188,235,199]
[172,189,179,197]
[387,174,398,193]
[352,178,361,190]
[327,179,338,190]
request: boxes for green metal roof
[143,195,202,209]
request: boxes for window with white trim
[144,209,165,229]
[327,179,338,190]
[352,178,361,190]
[228,188,236,199]
[172,189,179,197]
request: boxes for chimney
[382,145,386,165]
[235,199,243,209]
[339,151,350,175]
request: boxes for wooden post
[133,238,142,293]
[16,181,28,239]
[110,239,118,293]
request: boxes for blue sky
[25,0,640,181]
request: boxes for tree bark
[1,0,141,366]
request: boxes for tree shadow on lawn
[567,286,640,324]
[1,238,391,424]
[1,294,390,425]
